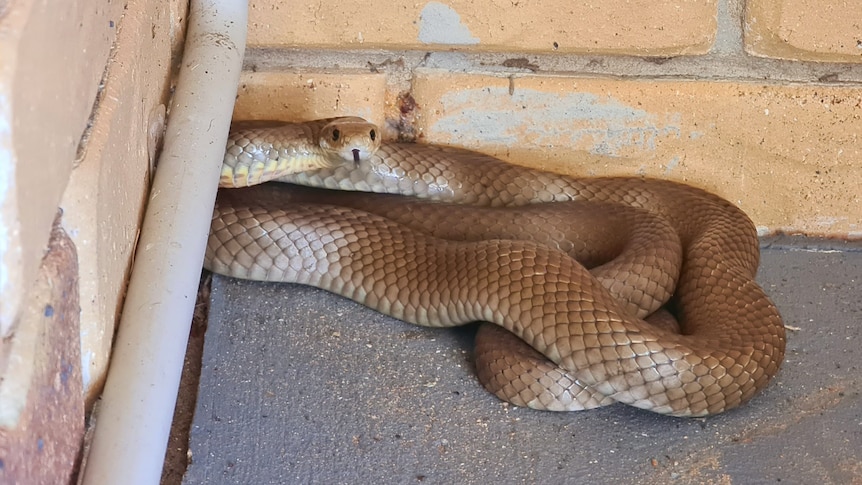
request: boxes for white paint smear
[418,2,480,45]
[0,90,15,334]
[431,87,681,156]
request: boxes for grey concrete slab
[184,242,862,485]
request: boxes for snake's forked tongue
[352,148,361,163]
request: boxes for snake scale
[204,117,786,417]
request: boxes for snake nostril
[352,148,360,163]
[369,129,376,141]
[332,129,340,141]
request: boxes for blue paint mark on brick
[60,360,74,388]
[418,2,479,45]
[432,87,681,157]
[665,156,680,174]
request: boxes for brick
[233,71,388,127]
[0,218,84,485]
[745,0,862,62]
[248,0,717,55]
[60,0,185,404]
[411,70,862,237]
[0,0,124,336]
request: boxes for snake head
[319,117,381,165]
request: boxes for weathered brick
[0,0,123,336]
[59,0,184,404]
[745,0,862,62]
[0,218,84,485]
[411,70,862,237]
[248,0,717,55]
[233,71,388,127]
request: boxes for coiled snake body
[205,117,785,417]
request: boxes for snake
[204,116,786,417]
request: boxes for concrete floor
[182,237,861,485]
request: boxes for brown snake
[205,117,786,417]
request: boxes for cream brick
[60,0,184,403]
[233,71,388,127]
[745,0,862,62]
[248,0,716,55]
[412,71,862,238]
[0,0,125,336]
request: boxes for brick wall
[237,0,862,238]
[0,0,184,480]
[0,0,859,479]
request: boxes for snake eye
[331,129,340,141]
[369,129,376,141]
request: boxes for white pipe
[81,1,247,483]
